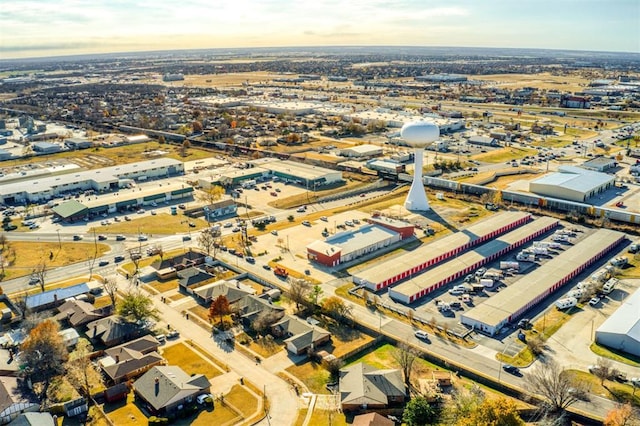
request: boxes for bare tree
[128,248,141,276]
[527,359,583,412]
[197,185,225,206]
[197,231,217,256]
[392,342,418,388]
[66,339,102,402]
[251,310,282,337]
[288,278,311,311]
[33,260,47,293]
[102,276,119,309]
[594,357,613,386]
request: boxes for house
[236,294,285,325]
[271,315,330,355]
[8,412,55,426]
[192,279,254,304]
[203,199,237,221]
[177,267,216,291]
[352,412,395,426]
[86,316,140,347]
[99,335,165,384]
[339,363,406,411]
[24,283,90,312]
[133,366,210,416]
[55,299,107,328]
[0,376,38,424]
[152,251,206,275]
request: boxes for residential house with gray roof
[133,366,210,416]
[339,362,406,411]
[271,315,330,355]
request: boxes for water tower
[401,121,440,211]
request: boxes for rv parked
[499,261,519,270]
[516,252,536,262]
[555,297,578,310]
[602,278,618,294]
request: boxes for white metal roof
[597,285,640,341]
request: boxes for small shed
[104,383,129,403]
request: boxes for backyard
[161,342,225,379]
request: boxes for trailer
[555,297,577,310]
[516,252,536,262]
[533,241,562,250]
[480,278,494,288]
[525,246,548,256]
[499,261,520,270]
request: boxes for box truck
[480,278,494,288]
[555,297,577,310]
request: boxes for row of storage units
[388,216,559,304]
[460,228,626,336]
[353,211,532,291]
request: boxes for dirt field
[182,72,292,87]
[468,72,589,92]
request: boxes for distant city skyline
[1,0,638,60]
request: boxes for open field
[0,241,110,281]
[468,72,590,92]
[565,370,640,407]
[0,142,214,170]
[471,146,538,163]
[89,213,209,235]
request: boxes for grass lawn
[89,213,209,235]
[590,342,640,367]
[268,180,371,209]
[169,293,187,301]
[245,335,284,358]
[0,241,110,281]
[147,278,179,293]
[565,370,640,406]
[302,409,347,426]
[93,295,114,309]
[223,384,259,418]
[322,320,375,358]
[173,404,238,426]
[286,361,332,394]
[103,391,146,425]
[162,342,223,379]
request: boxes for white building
[529,166,615,203]
[596,286,640,357]
[339,144,383,158]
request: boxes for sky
[0,0,638,59]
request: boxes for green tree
[403,396,441,426]
[457,398,524,426]
[20,320,68,402]
[118,291,160,324]
[308,284,323,306]
[322,296,353,321]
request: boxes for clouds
[0,0,637,58]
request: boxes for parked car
[167,330,180,339]
[589,296,601,306]
[197,393,213,405]
[414,330,429,340]
[302,220,311,226]
[502,364,519,375]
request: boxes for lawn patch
[286,361,331,394]
[162,342,223,379]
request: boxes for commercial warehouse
[529,166,615,203]
[1,158,184,205]
[461,229,626,336]
[388,216,559,304]
[265,160,343,188]
[595,286,640,357]
[353,211,532,291]
[52,182,194,221]
[307,225,401,267]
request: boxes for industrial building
[595,286,640,357]
[461,229,625,336]
[264,159,343,188]
[339,144,383,159]
[529,166,615,203]
[51,182,193,221]
[306,218,414,267]
[388,216,559,304]
[1,158,184,205]
[353,212,532,291]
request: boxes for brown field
[183,72,293,86]
[468,72,589,92]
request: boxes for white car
[197,393,213,405]
[414,330,429,340]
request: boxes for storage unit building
[353,211,531,291]
[529,166,615,203]
[461,229,625,336]
[388,216,559,304]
